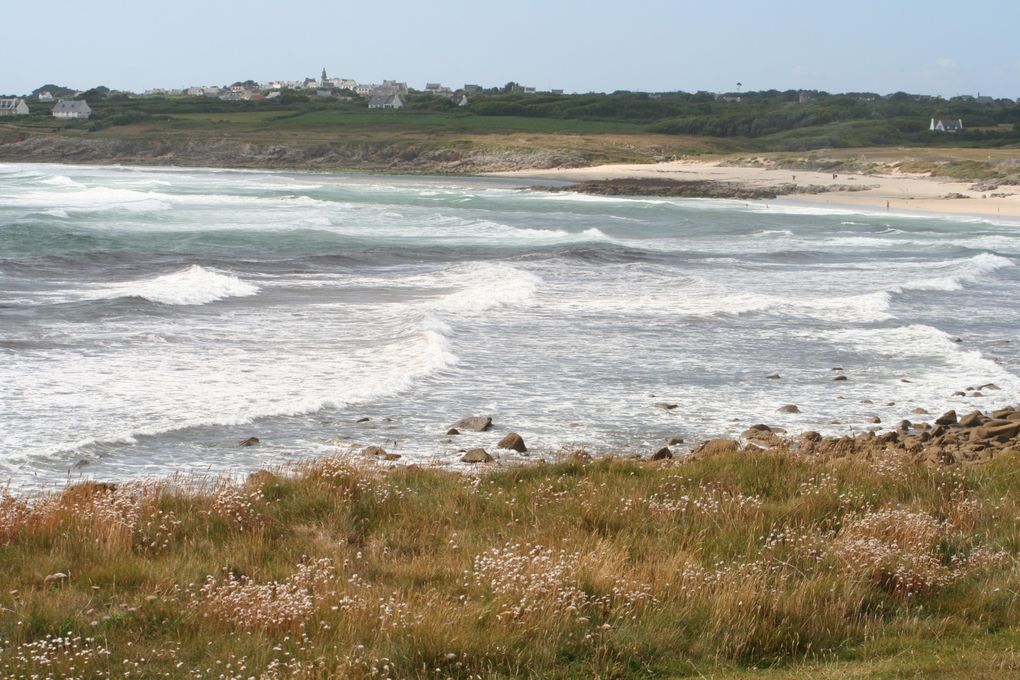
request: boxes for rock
[361,445,388,458]
[355,417,370,423]
[73,459,89,469]
[912,408,930,415]
[383,453,402,461]
[832,367,844,371]
[984,422,1020,441]
[239,437,260,447]
[972,391,984,397]
[801,431,822,442]
[951,337,962,343]
[901,378,911,383]
[860,399,874,404]
[958,411,985,428]
[496,432,527,452]
[980,383,1001,391]
[654,402,678,410]
[934,410,958,426]
[450,416,492,432]
[461,448,494,464]
[691,438,740,457]
[953,391,966,397]
[766,373,781,380]
[744,423,773,433]
[777,404,800,414]
[651,447,674,461]
[868,416,881,424]
[898,419,912,431]
[446,428,460,435]
[833,375,849,381]
[667,435,685,445]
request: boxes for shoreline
[494,159,1020,220]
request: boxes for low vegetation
[2,442,1019,678]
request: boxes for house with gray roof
[52,99,92,119]
[0,98,30,116]
[929,118,963,132]
[368,93,405,109]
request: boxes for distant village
[0,67,567,121]
[1,67,1016,136]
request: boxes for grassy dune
[2,444,1019,679]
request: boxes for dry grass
[1,447,1019,678]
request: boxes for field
[2,444,1019,679]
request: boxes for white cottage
[0,98,30,116]
[368,93,405,109]
[52,99,92,119]
[930,118,963,132]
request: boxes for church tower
[321,67,328,86]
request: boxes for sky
[5,0,1020,98]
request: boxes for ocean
[1,163,1018,491]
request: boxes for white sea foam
[97,265,260,305]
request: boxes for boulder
[383,453,402,461]
[898,419,912,431]
[446,428,460,435]
[934,410,958,426]
[361,445,388,458]
[450,416,492,432]
[958,411,985,428]
[777,404,800,414]
[239,437,260,447]
[654,402,678,410]
[355,417,370,423]
[979,383,1001,391]
[667,435,685,445]
[651,447,674,460]
[691,438,740,457]
[766,374,781,380]
[461,448,494,464]
[912,407,930,415]
[833,375,849,381]
[868,416,881,424]
[801,431,822,442]
[496,432,527,452]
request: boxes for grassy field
[2,445,1018,679]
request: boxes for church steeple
[321,66,328,86]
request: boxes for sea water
[1,163,1018,491]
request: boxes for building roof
[53,99,92,114]
[368,93,404,108]
[0,98,27,110]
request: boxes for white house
[930,118,963,132]
[37,91,54,102]
[0,98,30,116]
[52,99,92,119]
[368,93,405,109]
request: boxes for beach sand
[494,159,1020,219]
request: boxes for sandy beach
[495,159,1020,220]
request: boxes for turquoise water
[1,163,1018,490]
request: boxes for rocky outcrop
[496,432,527,452]
[541,178,875,200]
[450,416,492,432]
[461,448,494,464]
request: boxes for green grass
[1,447,1018,678]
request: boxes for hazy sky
[6,0,1020,97]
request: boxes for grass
[1,446,1018,679]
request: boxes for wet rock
[860,399,874,404]
[667,435,685,445]
[972,391,984,397]
[461,448,494,464]
[833,375,849,382]
[766,373,781,380]
[958,411,985,428]
[450,416,492,432]
[361,445,388,458]
[496,432,527,452]
[898,419,912,431]
[868,416,882,424]
[383,453,401,461]
[912,407,930,415]
[651,447,674,461]
[654,402,678,410]
[446,428,460,435]
[934,410,958,426]
[355,417,370,423]
[832,367,844,371]
[980,383,1001,391]
[239,437,260,447]
[801,431,822,442]
[691,438,740,457]
[777,404,800,413]
[953,391,966,397]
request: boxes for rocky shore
[699,404,1020,466]
[538,176,874,200]
[0,133,586,173]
